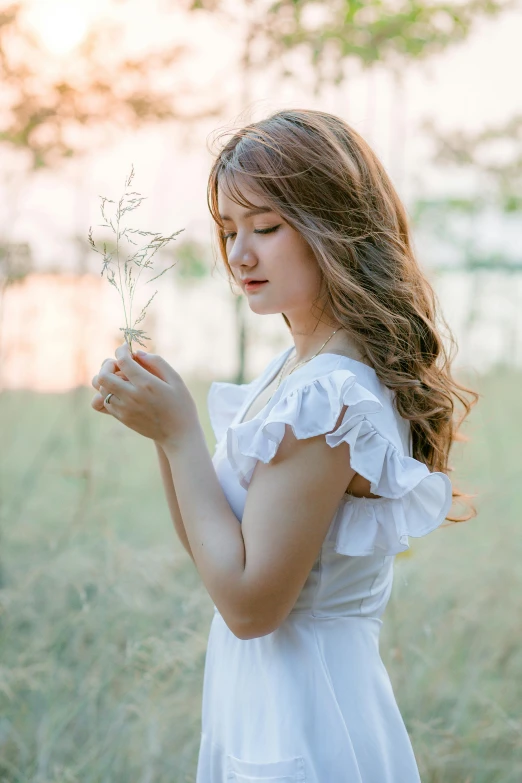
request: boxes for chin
[247,302,281,316]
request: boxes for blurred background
[0,0,521,780]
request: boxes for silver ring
[105,393,113,404]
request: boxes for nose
[227,234,257,277]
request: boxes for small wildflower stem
[88,165,184,352]
[115,192,131,349]
[128,236,155,330]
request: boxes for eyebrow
[219,206,274,221]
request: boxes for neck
[290,328,338,365]
[283,306,366,366]
[286,326,366,369]
[283,313,340,364]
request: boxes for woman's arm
[155,441,195,564]
[161,417,355,640]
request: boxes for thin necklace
[267,328,339,404]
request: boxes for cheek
[277,232,320,283]
[271,258,322,307]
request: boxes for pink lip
[245,280,268,290]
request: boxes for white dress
[196,347,453,783]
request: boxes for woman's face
[217,180,323,318]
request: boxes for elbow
[233,623,275,641]
[224,581,284,639]
[229,611,279,640]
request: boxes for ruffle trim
[207,380,254,446]
[225,367,453,556]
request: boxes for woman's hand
[92,343,198,448]
[91,353,166,414]
[91,358,127,414]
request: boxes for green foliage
[0,242,33,284]
[189,0,513,95]
[1,369,521,780]
[172,238,210,282]
[425,115,522,214]
[0,3,218,169]
[413,116,522,271]
[411,197,522,271]
[381,366,522,782]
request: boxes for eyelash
[221,225,281,241]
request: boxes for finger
[102,389,121,418]
[98,384,121,415]
[114,342,148,384]
[93,374,128,391]
[92,358,122,390]
[91,391,110,414]
[99,384,114,402]
[97,368,131,397]
[92,366,127,412]
[127,351,176,384]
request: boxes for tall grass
[0,369,520,782]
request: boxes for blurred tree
[0,2,221,170]
[173,238,211,284]
[189,0,514,93]
[412,115,522,363]
[426,114,522,214]
[0,2,223,567]
[0,0,222,374]
[0,242,32,285]
[412,114,522,270]
[189,0,514,382]
[0,0,221,387]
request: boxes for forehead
[217,173,267,214]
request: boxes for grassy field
[0,367,520,782]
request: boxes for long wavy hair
[207,108,479,523]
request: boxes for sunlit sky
[22,0,522,128]
[24,0,92,55]
[2,0,522,388]
[12,0,521,276]
[23,0,236,81]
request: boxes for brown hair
[207,108,479,523]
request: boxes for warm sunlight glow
[26,1,89,55]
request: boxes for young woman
[92,109,478,782]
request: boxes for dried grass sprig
[88,165,184,350]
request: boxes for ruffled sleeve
[225,362,453,556]
[207,380,254,448]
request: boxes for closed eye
[221,225,281,241]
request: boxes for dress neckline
[236,347,293,426]
[236,347,377,426]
